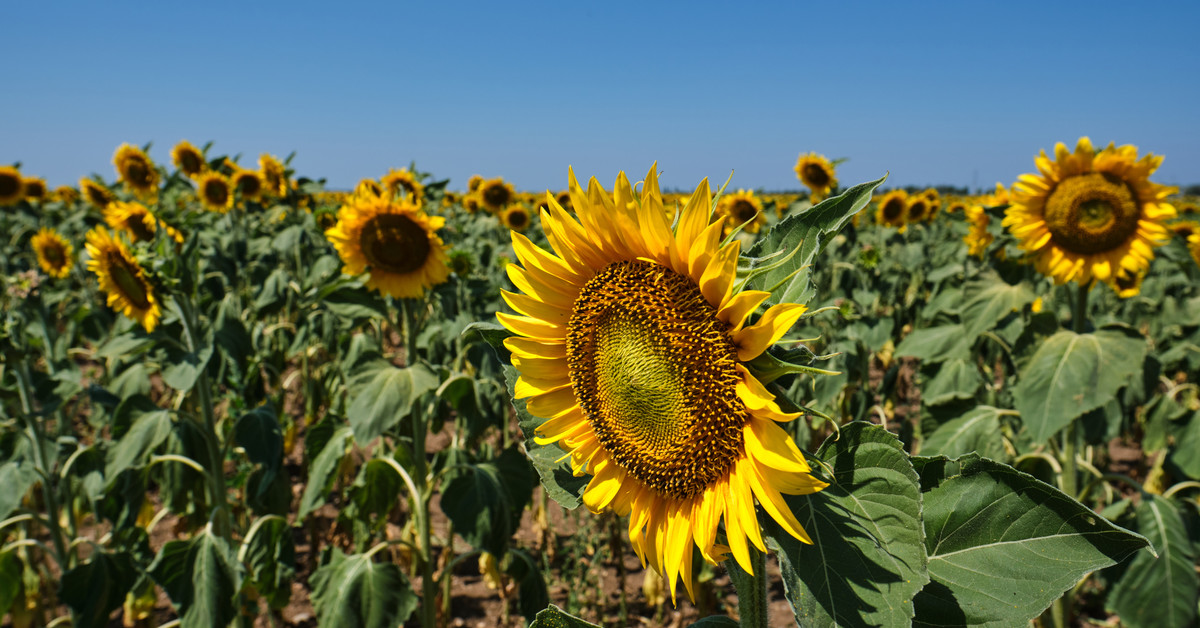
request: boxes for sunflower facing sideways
[794,152,838,203]
[104,200,184,244]
[499,164,828,602]
[113,144,160,197]
[80,178,115,209]
[324,195,450,298]
[1002,137,1176,293]
[31,228,74,278]
[85,227,162,332]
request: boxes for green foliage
[149,528,244,628]
[310,548,418,628]
[1105,495,1199,628]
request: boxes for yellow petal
[582,464,624,513]
[496,311,562,340]
[504,336,566,360]
[525,385,578,418]
[736,364,802,422]
[745,417,813,474]
[732,303,808,361]
[718,289,770,329]
[502,290,570,326]
[746,458,813,544]
[699,241,741,308]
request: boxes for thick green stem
[725,545,769,628]
[177,297,231,538]
[399,298,421,367]
[14,361,70,569]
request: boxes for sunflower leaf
[747,175,886,307]
[911,454,1149,627]
[1105,495,1199,628]
[766,421,928,628]
[1013,327,1148,443]
[310,548,418,628]
[528,604,602,628]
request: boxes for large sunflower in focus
[718,189,766,234]
[196,172,234,213]
[1002,137,1176,289]
[0,166,24,205]
[172,140,206,178]
[32,228,74,278]
[113,144,160,197]
[794,153,838,203]
[500,164,828,601]
[85,227,162,332]
[876,190,908,229]
[382,168,425,203]
[325,196,450,298]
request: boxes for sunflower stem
[726,546,769,628]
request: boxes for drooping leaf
[959,277,1036,340]
[58,551,137,628]
[349,458,405,520]
[346,363,438,445]
[298,426,352,519]
[1106,495,1199,628]
[240,516,296,610]
[747,175,887,306]
[440,447,537,556]
[105,403,172,479]
[234,404,283,496]
[1013,328,1147,442]
[528,604,602,628]
[920,406,1008,460]
[1167,409,1200,479]
[0,550,22,618]
[0,460,39,522]
[912,455,1149,628]
[506,547,550,621]
[310,548,418,628]
[921,358,983,406]
[767,422,928,628]
[148,528,244,628]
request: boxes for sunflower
[964,205,993,258]
[171,140,206,177]
[500,164,828,602]
[717,189,766,234]
[381,168,425,203]
[467,175,484,193]
[1002,137,1176,288]
[500,204,532,232]
[85,227,162,332]
[1188,232,1200,268]
[232,169,264,202]
[794,152,838,203]
[1111,269,1147,299]
[984,182,1011,207]
[104,200,184,244]
[354,178,385,200]
[196,172,234,212]
[945,198,968,214]
[259,153,288,197]
[0,166,24,205]
[555,190,573,212]
[80,178,114,209]
[53,186,80,205]
[113,144,160,197]
[922,188,941,218]
[906,195,931,224]
[462,193,483,214]
[478,177,516,213]
[22,177,48,202]
[876,190,908,228]
[1169,220,1200,241]
[324,195,450,298]
[442,190,461,209]
[31,228,74,279]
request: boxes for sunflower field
[1,140,1198,628]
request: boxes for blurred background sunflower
[31,227,74,278]
[324,195,450,298]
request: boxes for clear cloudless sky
[4,0,1198,194]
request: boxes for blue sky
[4,1,1198,194]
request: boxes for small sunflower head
[80,178,115,209]
[22,177,47,202]
[382,168,425,203]
[478,177,515,212]
[259,154,288,197]
[232,169,264,202]
[113,144,160,197]
[501,204,532,232]
[196,172,234,213]
[54,186,80,205]
[0,166,25,206]
[171,140,206,177]
[31,228,74,279]
[795,152,838,202]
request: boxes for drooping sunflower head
[80,178,114,209]
[259,153,288,197]
[31,228,74,279]
[171,140,206,177]
[84,226,161,332]
[104,200,158,243]
[467,175,484,193]
[232,169,264,202]
[718,189,766,234]
[324,195,450,299]
[876,189,909,228]
[501,164,827,602]
[53,186,80,205]
[500,204,532,232]
[794,152,838,203]
[1002,137,1177,286]
[964,205,993,258]
[478,177,515,212]
[113,144,160,197]
[22,177,47,202]
[196,172,234,213]
[0,166,25,206]
[382,168,425,203]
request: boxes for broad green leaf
[920,406,1008,460]
[58,551,136,628]
[1167,410,1200,479]
[506,547,550,621]
[747,175,887,306]
[528,604,602,628]
[148,527,244,628]
[105,403,172,478]
[767,422,927,628]
[234,404,283,496]
[506,365,586,509]
[310,548,418,628]
[350,458,404,520]
[895,324,971,364]
[162,333,215,393]
[440,447,536,556]
[959,277,1035,340]
[0,550,20,618]
[322,286,389,321]
[912,455,1149,628]
[214,294,252,383]
[0,460,39,521]
[921,358,982,406]
[347,363,438,444]
[1106,495,1199,628]
[240,516,296,610]
[1013,328,1147,443]
[299,426,352,519]
[94,331,155,360]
